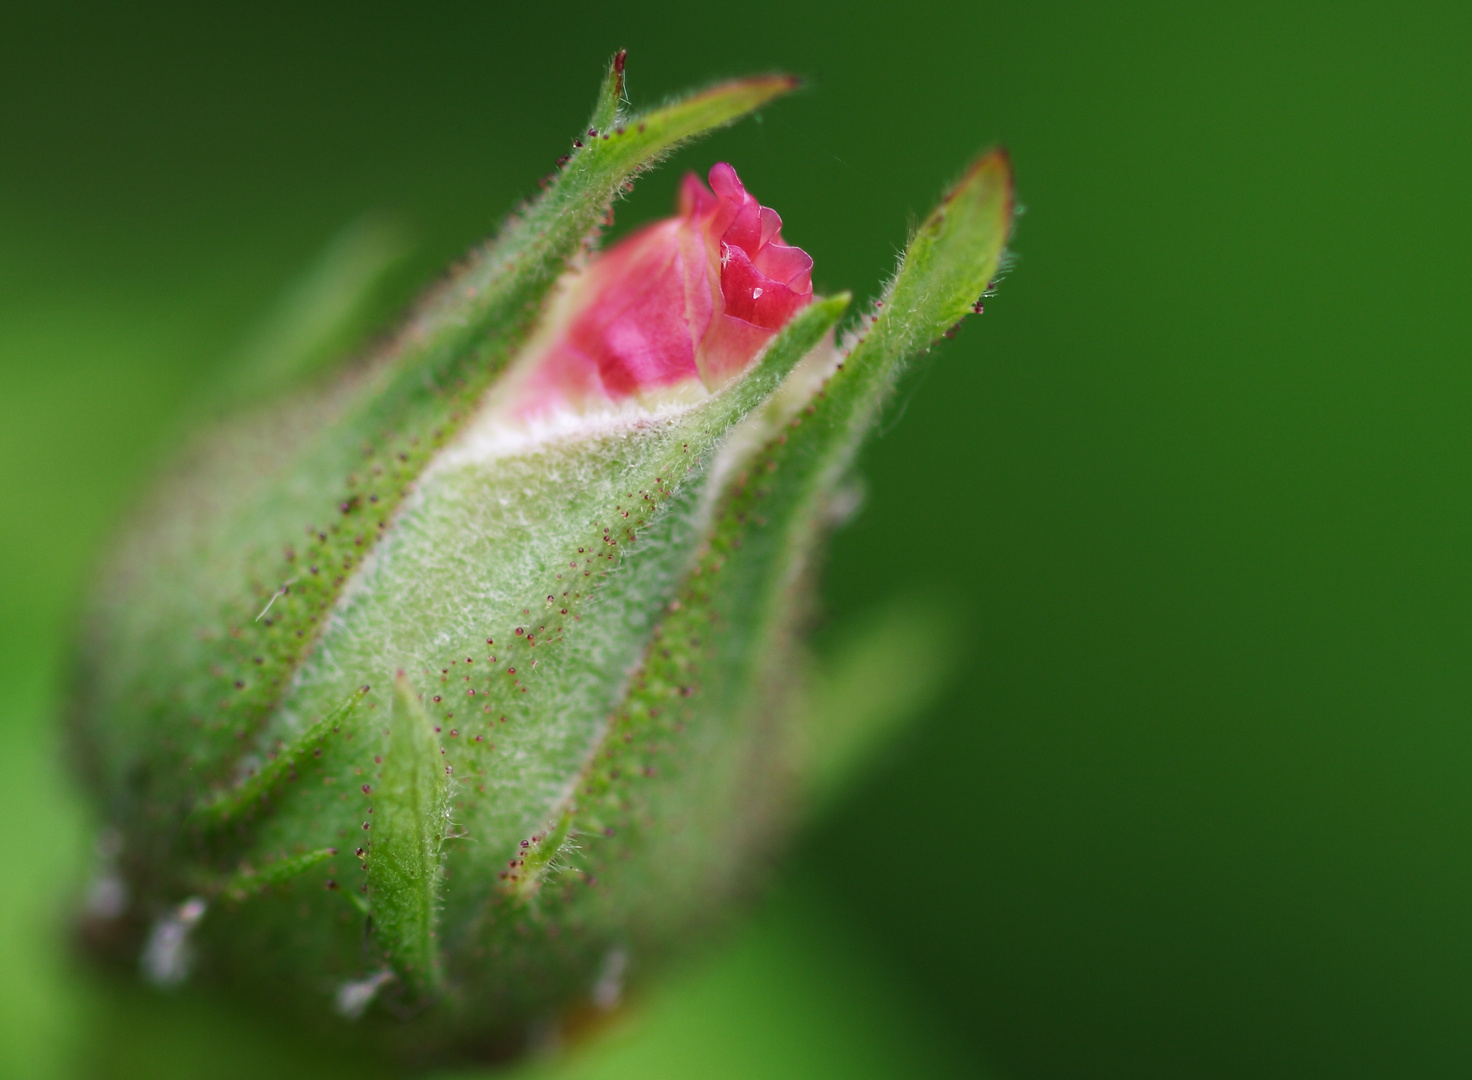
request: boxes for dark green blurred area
[4,2,1471,1077]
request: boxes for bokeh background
[4,2,1471,1077]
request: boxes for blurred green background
[4,2,1471,1077]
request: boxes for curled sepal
[365,675,450,996]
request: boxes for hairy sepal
[366,676,451,996]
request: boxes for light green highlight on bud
[219,216,412,405]
[802,594,964,812]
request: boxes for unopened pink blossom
[512,163,814,418]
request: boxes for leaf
[365,675,450,995]
[858,149,1014,373]
[801,594,964,812]
[216,216,412,406]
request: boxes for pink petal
[719,242,810,330]
[678,172,716,219]
[752,242,813,293]
[564,219,712,396]
[508,161,813,418]
[758,206,783,249]
[700,314,780,387]
[706,162,754,241]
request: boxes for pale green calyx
[67,51,1014,1063]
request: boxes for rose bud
[510,161,814,420]
[67,53,1013,1064]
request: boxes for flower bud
[512,162,814,419]
[67,55,1013,1063]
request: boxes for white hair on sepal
[83,826,129,922]
[823,477,867,530]
[334,969,395,1019]
[591,946,630,1011]
[141,896,208,988]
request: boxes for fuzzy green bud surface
[67,54,1014,1063]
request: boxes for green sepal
[365,675,450,996]
[857,149,1014,375]
[587,50,626,135]
[190,686,369,830]
[219,847,339,904]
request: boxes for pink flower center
[514,163,814,419]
